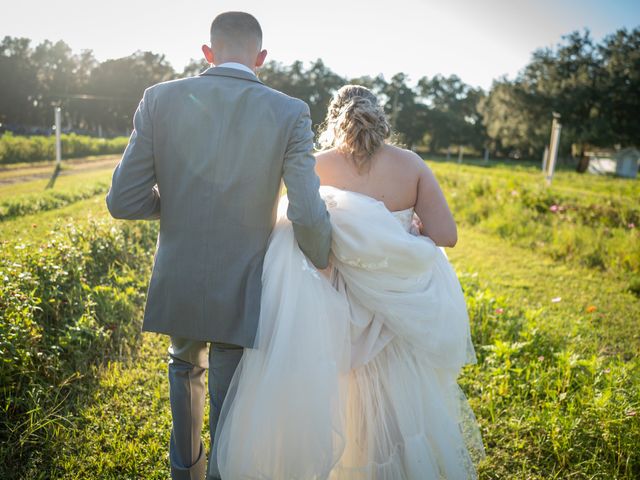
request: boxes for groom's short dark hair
[210,12,262,49]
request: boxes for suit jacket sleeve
[106,87,161,220]
[282,102,332,269]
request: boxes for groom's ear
[256,49,268,68]
[202,44,215,64]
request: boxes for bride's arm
[413,158,458,248]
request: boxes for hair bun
[319,85,391,171]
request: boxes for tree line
[0,28,638,162]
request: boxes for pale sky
[2,0,639,90]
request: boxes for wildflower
[538,355,545,362]
[495,308,504,314]
[550,205,559,213]
[510,190,518,196]
[629,223,636,229]
[586,305,597,313]
[551,297,562,303]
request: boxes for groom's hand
[411,214,424,236]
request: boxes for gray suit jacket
[106,66,331,348]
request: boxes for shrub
[0,132,128,164]
[436,165,640,275]
[458,273,640,478]
[0,182,110,221]
[0,218,158,475]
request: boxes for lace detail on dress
[342,256,390,269]
[324,192,338,209]
[391,208,415,233]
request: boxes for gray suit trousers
[168,337,244,480]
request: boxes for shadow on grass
[45,163,62,190]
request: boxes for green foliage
[0,182,109,221]
[0,132,127,164]
[478,80,550,158]
[0,36,175,133]
[85,51,175,132]
[4,26,638,159]
[480,28,640,158]
[599,29,640,147]
[0,160,638,478]
[461,278,640,478]
[433,161,640,274]
[418,75,486,152]
[0,217,158,477]
[436,161,640,477]
[259,59,346,128]
[45,333,174,479]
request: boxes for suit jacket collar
[199,66,264,85]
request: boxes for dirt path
[0,155,119,185]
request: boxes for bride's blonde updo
[318,85,391,171]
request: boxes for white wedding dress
[213,186,485,479]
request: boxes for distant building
[615,148,640,179]
[587,149,616,175]
[587,147,639,178]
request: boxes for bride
[212,85,485,479]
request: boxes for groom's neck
[214,55,255,73]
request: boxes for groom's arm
[282,101,332,269]
[106,87,161,220]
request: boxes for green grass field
[1,156,638,479]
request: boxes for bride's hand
[410,214,423,236]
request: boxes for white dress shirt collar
[217,62,256,76]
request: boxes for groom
[106,11,332,480]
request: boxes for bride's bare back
[315,144,458,247]
[315,84,457,247]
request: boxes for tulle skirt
[331,337,484,480]
[214,189,484,479]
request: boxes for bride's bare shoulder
[314,148,342,180]
[314,147,340,162]
[380,144,424,172]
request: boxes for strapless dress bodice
[391,207,415,232]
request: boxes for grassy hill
[1,157,638,478]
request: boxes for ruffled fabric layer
[213,186,484,479]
